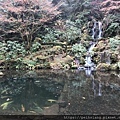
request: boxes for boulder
[96,63,110,71]
[110,64,118,70]
[23,71,38,78]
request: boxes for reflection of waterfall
[98,82,102,96]
[91,75,102,97]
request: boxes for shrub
[72,43,87,57]
[109,37,120,51]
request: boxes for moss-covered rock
[23,71,38,78]
[50,62,63,69]
[110,64,118,70]
[95,40,106,52]
[50,55,73,69]
[110,52,119,63]
[96,63,110,71]
[81,33,92,41]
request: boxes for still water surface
[0,70,119,115]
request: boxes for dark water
[0,70,120,115]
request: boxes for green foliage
[31,42,41,52]
[14,57,26,69]
[109,37,120,51]
[75,10,90,27]
[72,43,87,57]
[65,20,81,44]
[106,23,120,36]
[0,42,8,54]
[42,20,81,44]
[105,14,120,37]
[42,28,57,43]
[23,60,36,69]
[0,41,26,60]
[1,101,13,110]
[6,41,26,60]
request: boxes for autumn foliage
[91,0,120,15]
[0,0,61,49]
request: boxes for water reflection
[0,70,119,115]
[90,74,102,97]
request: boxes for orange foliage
[0,0,61,22]
[0,0,62,49]
[100,0,120,14]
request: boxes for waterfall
[98,21,102,39]
[84,43,95,68]
[77,19,102,75]
[85,54,92,67]
[92,21,102,40]
[88,43,96,52]
[92,21,97,39]
[84,20,102,76]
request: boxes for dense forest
[0,0,120,71]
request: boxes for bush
[72,43,87,57]
[42,28,57,43]
[109,37,120,51]
[31,42,41,52]
[0,41,26,60]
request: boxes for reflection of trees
[0,70,119,115]
[0,77,63,114]
[59,71,120,115]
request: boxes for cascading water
[92,21,97,39]
[98,21,102,39]
[85,20,102,76]
[84,20,103,96]
[92,20,102,40]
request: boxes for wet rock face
[100,51,111,64]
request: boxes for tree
[0,0,62,49]
[90,0,120,15]
[99,0,120,14]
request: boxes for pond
[0,70,120,115]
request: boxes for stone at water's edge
[50,55,73,70]
[23,71,38,78]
